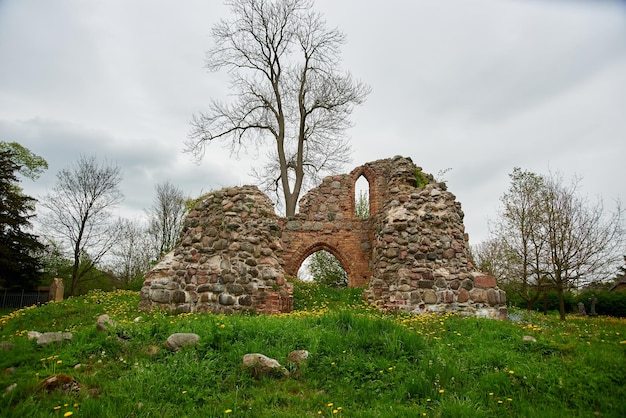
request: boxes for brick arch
[285,241,353,285]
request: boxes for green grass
[1,282,625,417]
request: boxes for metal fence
[0,289,50,309]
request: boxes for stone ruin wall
[139,156,507,319]
[138,186,292,314]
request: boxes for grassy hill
[1,282,625,417]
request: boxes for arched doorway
[298,249,348,287]
[287,242,357,286]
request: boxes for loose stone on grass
[164,333,200,352]
[96,314,118,332]
[287,350,309,365]
[242,353,289,379]
[28,331,73,346]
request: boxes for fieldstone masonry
[139,156,506,319]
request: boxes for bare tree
[471,237,510,284]
[40,156,123,295]
[186,0,370,216]
[487,168,625,320]
[146,180,187,257]
[538,172,624,320]
[109,218,154,285]
[490,168,548,310]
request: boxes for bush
[574,290,626,317]
[508,289,626,317]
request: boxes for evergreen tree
[0,149,44,289]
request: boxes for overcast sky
[1,0,625,245]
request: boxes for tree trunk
[556,286,566,321]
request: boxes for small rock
[96,314,117,332]
[164,333,200,352]
[38,374,80,394]
[133,316,142,323]
[523,335,537,343]
[0,341,14,351]
[73,364,83,370]
[287,350,309,365]
[242,353,289,378]
[5,383,17,393]
[36,332,73,346]
[27,331,41,341]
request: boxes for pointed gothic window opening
[355,175,370,218]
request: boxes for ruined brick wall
[139,156,506,319]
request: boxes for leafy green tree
[308,250,347,288]
[0,149,45,289]
[0,141,48,181]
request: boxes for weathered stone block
[434,278,447,289]
[227,284,245,295]
[469,288,486,303]
[423,289,437,304]
[219,294,235,306]
[172,290,187,304]
[151,289,170,303]
[487,288,499,305]
[474,275,496,288]
[461,278,474,290]
[438,290,454,303]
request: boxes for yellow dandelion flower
[509,370,514,375]
[439,389,445,394]
[507,398,513,402]
[333,410,338,414]
[327,403,333,407]
[318,411,322,415]
[64,412,74,417]
[53,406,62,410]
[225,409,232,414]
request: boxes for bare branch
[186,0,369,216]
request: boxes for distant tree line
[0,141,188,295]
